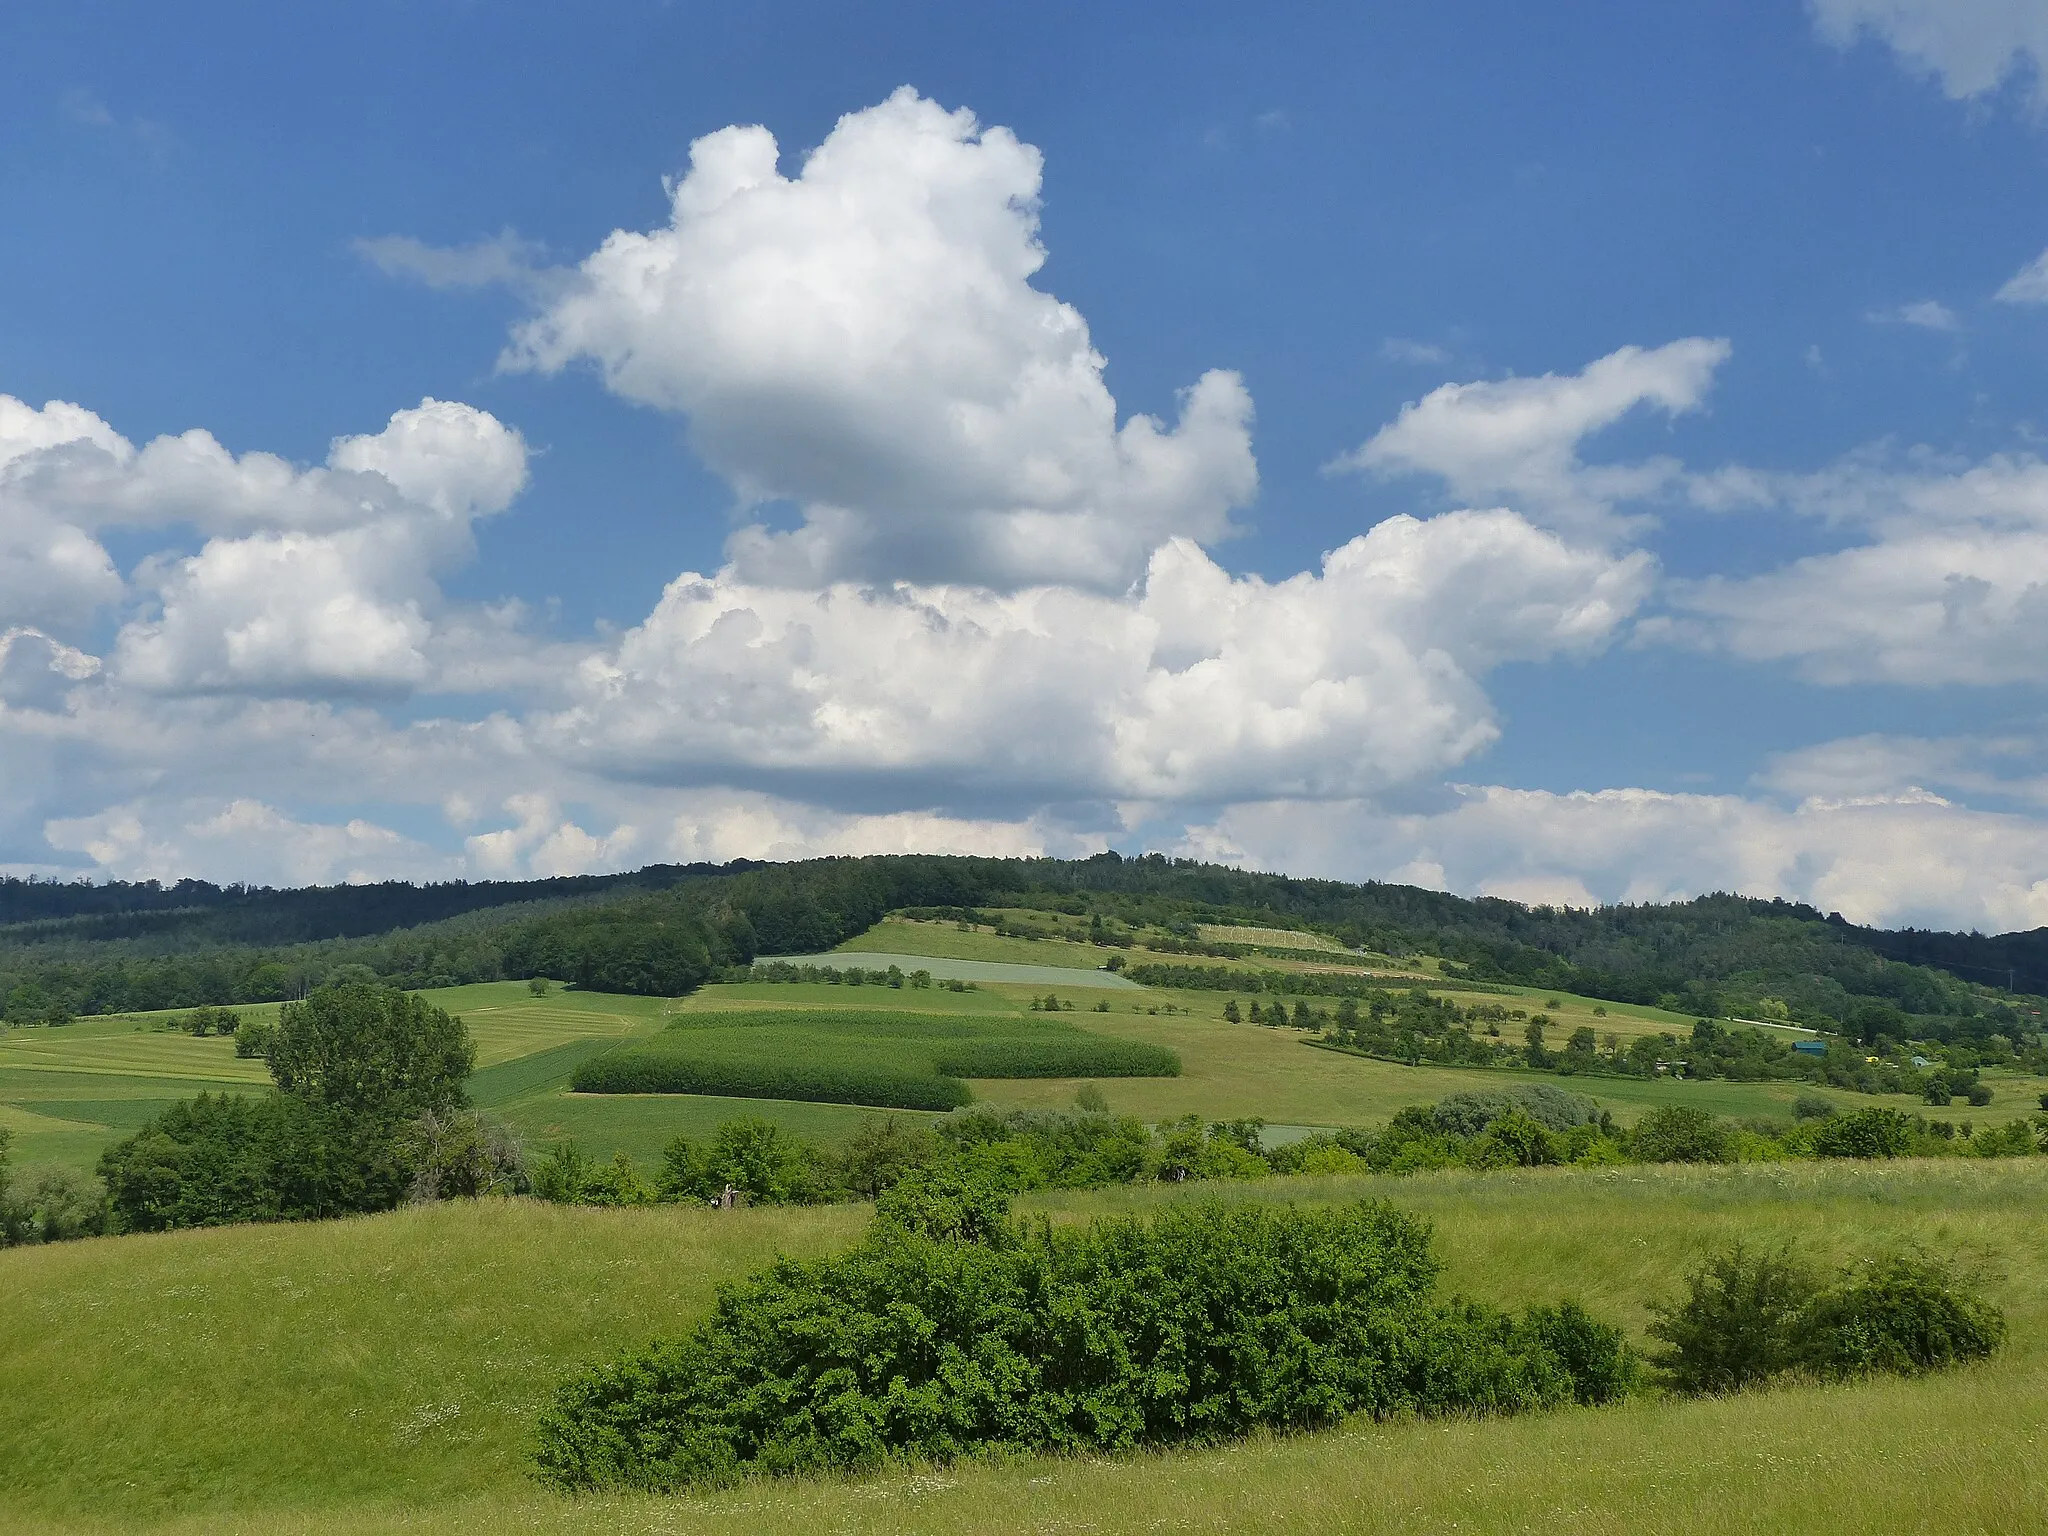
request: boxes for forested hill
[2,853,2043,1038]
[0,865,737,948]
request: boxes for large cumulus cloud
[504,88,1257,591]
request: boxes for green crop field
[2,1159,2044,1534]
[572,1008,1180,1108]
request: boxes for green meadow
[2,1159,2043,1534]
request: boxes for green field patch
[677,981,1026,1015]
[572,1009,1179,1110]
[20,1097,196,1132]
[828,917,1128,971]
[766,949,1140,988]
[468,1038,638,1108]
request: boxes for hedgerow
[531,1179,1637,1490]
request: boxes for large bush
[1628,1104,1732,1163]
[1800,1254,2005,1378]
[1649,1244,2003,1394]
[1432,1084,1598,1136]
[533,1182,1635,1491]
[1811,1107,1916,1159]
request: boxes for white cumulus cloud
[1654,451,2048,684]
[504,87,1257,591]
[0,393,528,697]
[1330,339,1731,536]
[542,511,1651,806]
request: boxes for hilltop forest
[1,855,2042,1043]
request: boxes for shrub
[1812,1107,1916,1159]
[531,1143,654,1206]
[1650,1244,2005,1396]
[98,1092,412,1231]
[403,1109,525,1201]
[532,1196,1633,1491]
[1647,1244,1812,1394]
[1792,1094,1837,1121]
[835,1116,939,1199]
[1800,1254,2004,1379]
[233,1018,278,1059]
[937,1107,1155,1190]
[1629,1105,1732,1163]
[1432,1084,1597,1137]
[660,1117,835,1205]
[1521,1300,1642,1404]
[1468,1109,1564,1168]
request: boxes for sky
[6,1,2048,930]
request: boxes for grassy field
[832,916,1126,970]
[3,1158,2044,1533]
[11,961,2043,1183]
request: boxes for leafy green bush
[1800,1255,2004,1378]
[659,1117,836,1205]
[1432,1084,1599,1136]
[98,1092,413,1230]
[532,1192,1635,1491]
[1792,1094,1837,1120]
[1811,1106,1916,1159]
[1628,1104,1732,1163]
[1647,1244,1811,1393]
[1650,1243,2003,1395]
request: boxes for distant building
[1792,1039,1828,1057]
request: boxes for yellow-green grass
[1196,922,1352,952]
[2,1159,2044,1534]
[833,915,1124,969]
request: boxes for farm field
[767,948,1141,988]
[2,1159,2043,1534]
[10,956,2045,1182]
[829,916,1128,970]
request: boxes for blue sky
[5,1,2048,929]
